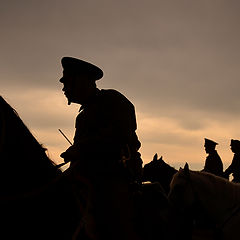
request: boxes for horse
[0,96,82,239]
[168,163,240,240]
[143,153,177,194]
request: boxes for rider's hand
[60,145,81,163]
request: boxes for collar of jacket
[79,88,101,112]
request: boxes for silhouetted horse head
[0,96,61,193]
[143,153,177,194]
[0,95,81,239]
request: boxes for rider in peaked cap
[204,138,218,147]
[224,139,240,182]
[60,57,104,83]
[203,138,223,177]
[230,139,240,147]
[59,56,143,239]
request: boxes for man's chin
[66,97,81,105]
[65,96,71,105]
[64,96,72,105]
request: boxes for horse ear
[153,153,158,161]
[179,167,182,170]
[184,162,189,170]
[184,163,190,177]
[159,156,163,161]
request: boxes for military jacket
[225,153,240,178]
[203,150,223,177]
[73,88,141,159]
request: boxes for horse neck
[193,172,240,221]
[0,98,60,192]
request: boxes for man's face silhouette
[230,144,237,154]
[61,71,91,104]
[204,145,215,154]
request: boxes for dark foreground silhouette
[0,95,185,240]
[0,96,81,240]
[4,94,239,240]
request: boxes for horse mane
[188,170,228,183]
[0,96,52,159]
[176,169,240,207]
[0,96,61,193]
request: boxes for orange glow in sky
[1,1,240,172]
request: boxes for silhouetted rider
[59,57,142,240]
[224,139,240,182]
[203,138,223,177]
[59,57,142,182]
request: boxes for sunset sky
[1,0,240,171]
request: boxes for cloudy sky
[1,0,240,170]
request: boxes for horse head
[143,153,165,181]
[168,162,196,212]
[143,153,177,194]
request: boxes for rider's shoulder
[99,89,131,103]
[100,89,123,97]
